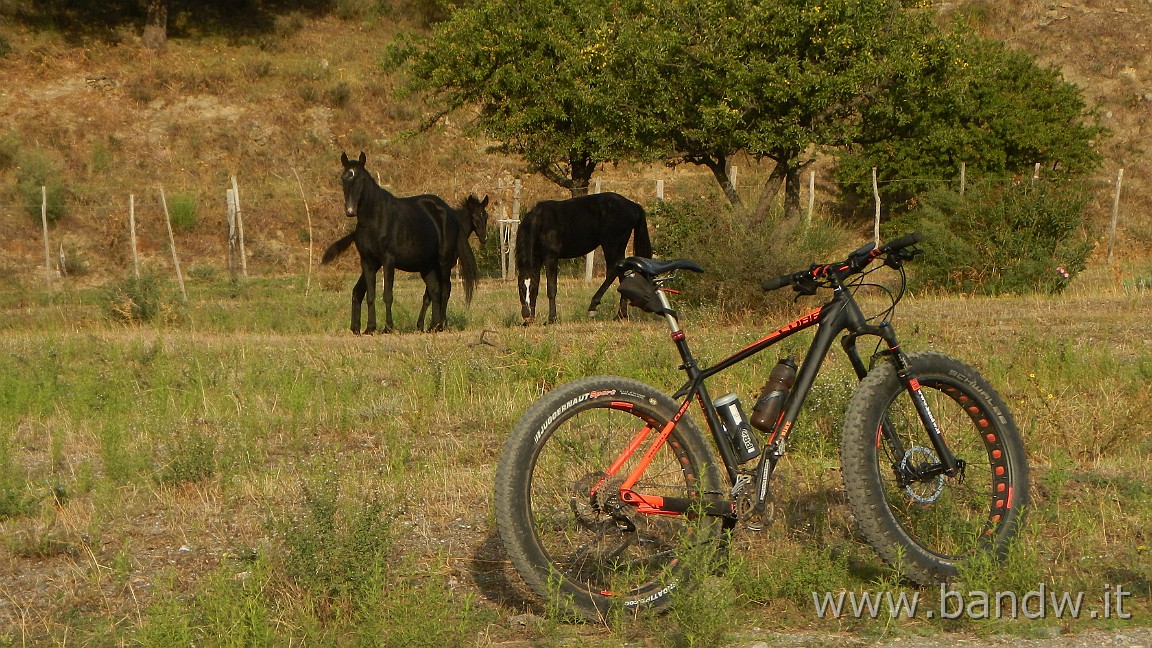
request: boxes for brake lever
[793,276,819,296]
[884,245,922,269]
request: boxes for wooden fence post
[41,186,52,289]
[806,170,815,228]
[227,188,239,282]
[960,162,966,196]
[872,168,881,246]
[159,186,188,302]
[231,175,248,278]
[293,168,313,293]
[129,194,140,278]
[1108,168,1124,266]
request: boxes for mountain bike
[494,233,1029,621]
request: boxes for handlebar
[761,232,923,293]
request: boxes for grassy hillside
[0,0,1150,293]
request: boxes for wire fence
[18,163,1136,293]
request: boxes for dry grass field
[0,266,1148,645]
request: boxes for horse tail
[457,233,480,304]
[321,232,356,265]
[632,205,654,259]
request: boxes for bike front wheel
[841,351,1029,585]
[494,376,724,622]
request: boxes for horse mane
[321,232,356,265]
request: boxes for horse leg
[435,266,452,332]
[417,288,431,332]
[361,262,380,335]
[350,273,367,335]
[546,259,560,324]
[381,264,396,333]
[518,270,537,323]
[589,245,628,319]
[420,271,443,332]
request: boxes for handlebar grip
[883,232,923,252]
[761,274,794,292]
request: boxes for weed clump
[106,273,168,323]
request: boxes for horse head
[339,151,370,217]
[464,194,491,244]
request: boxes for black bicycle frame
[625,274,960,519]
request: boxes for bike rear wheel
[494,376,724,622]
[841,351,1029,585]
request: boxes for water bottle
[714,393,761,462]
[749,357,798,433]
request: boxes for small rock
[508,613,542,628]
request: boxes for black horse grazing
[321,151,489,333]
[515,192,653,324]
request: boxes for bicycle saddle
[617,257,704,278]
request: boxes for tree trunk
[703,155,743,209]
[142,0,168,51]
[538,156,597,197]
[783,165,801,220]
[752,159,788,223]
[752,156,805,222]
[567,157,595,197]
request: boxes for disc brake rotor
[900,446,945,504]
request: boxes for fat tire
[494,376,723,622]
[841,351,1029,585]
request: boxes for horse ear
[480,195,490,207]
[341,151,349,167]
[357,151,366,165]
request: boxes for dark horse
[516,192,652,324]
[321,151,489,333]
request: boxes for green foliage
[0,131,18,169]
[886,180,1093,295]
[661,522,736,648]
[0,436,37,520]
[165,192,198,230]
[272,470,394,601]
[838,24,1103,210]
[649,197,850,311]
[106,273,169,323]
[153,430,217,486]
[731,544,852,604]
[397,0,654,190]
[16,149,67,225]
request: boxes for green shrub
[887,180,1092,295]
[106,273,168,323]
[648,197,849,312]
[17,150,67,225]
[165,192,198,230]
[272,470,393,602]
[154,431,217,486]
[0,132,18,170]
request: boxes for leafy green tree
[717,0,931,220]
[396,0,653,195]
[836,23,1104,210]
